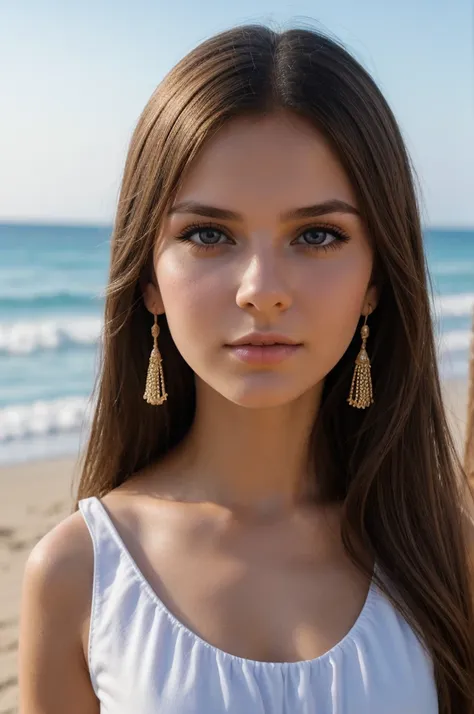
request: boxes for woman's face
[144,111,378,408]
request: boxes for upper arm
[18,512,99,714]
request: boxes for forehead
[173,111,357,213]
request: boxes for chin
[215,375,312,409]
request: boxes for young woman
[18,23,474,714]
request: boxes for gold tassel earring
[143,314,168,406]
[347,308,374,409]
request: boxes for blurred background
[0,2,473,710]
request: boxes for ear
[363,283,379,316]
[140,275,165,316]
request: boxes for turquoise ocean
[0,223,473,465]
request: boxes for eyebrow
[167,198,361,221]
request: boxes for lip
[224,333,303,365]
[225,344,302,365]
[227,332,301,347]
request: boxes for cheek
[155,254,223,346]
[305,254,372,356]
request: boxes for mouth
[232,340,298,347]
[227,333,302,347]
[224,338,303,365]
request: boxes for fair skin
[18,111,379,713]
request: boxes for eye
[192,228,226,245]
[175,223,231,248]
[174,221,350,254]
[292,225,350,249]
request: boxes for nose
[235,252,293,315]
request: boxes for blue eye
[296,229,338,246]
[174,222,350,253]
[192,228,226,245]
[291,224,351,253]
[175,223,230,250]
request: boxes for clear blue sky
[0,0,473,227]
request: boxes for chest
[119,519,373,663]
[91,546,438,714]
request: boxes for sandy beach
[0,378,469,713]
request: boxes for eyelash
[174,221,351,254]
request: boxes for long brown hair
[465,309,474,482]
[73,23,474,711]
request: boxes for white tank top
[78,496,439,713]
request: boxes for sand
[0,378,469,713]
[0,457,77,714]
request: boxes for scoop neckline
[87,495,379,668]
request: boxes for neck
[164,377,324,518]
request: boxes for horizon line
[0,219,474,233]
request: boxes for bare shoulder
[24,508,93,609]
[18,510,99,713]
